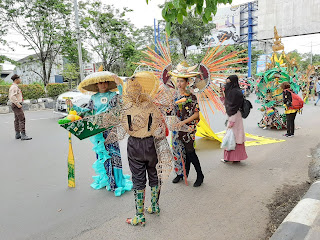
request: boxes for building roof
[18,53,40,63]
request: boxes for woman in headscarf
[222,75,248,163]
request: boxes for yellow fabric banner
[196,112,285,147]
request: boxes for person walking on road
[309,77,316,101]
[281,81,298,137]
[314,77,320,106]
[9,74,32,140]
[221,75,247,163]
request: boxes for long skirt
[90,130,133,196]
[224,143,247,161]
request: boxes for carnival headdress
[137,36,248,119]
[169,61,200,78]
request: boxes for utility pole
[310,41,313,65]
[74,0,84,82]
[247,2,253,78]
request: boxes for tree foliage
[62,63,79,81]
[79,1,135,72]
[133,26,155,50]
[60,31,91,66]
[0,0,73,86]
[287,50,320,73]
[147,0,232,34]
[169,11,215,58]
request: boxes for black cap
[11,74,20,81]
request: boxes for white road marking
[3,117,53,124]
[284,198,320,226]
[29,117,53,121]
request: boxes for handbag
[221,128,236,151]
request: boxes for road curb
[0,99,56,114]
[270,181,320,240]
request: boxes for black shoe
[193,174,204,187]
[21,132,32,140]
[15,132,21,139]
[172,175,183,183]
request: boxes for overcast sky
[1,0,320,70]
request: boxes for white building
[13,53,64,84]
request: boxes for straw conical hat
[125,71,159,98]
[78,71,123,93]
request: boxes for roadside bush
[20,84,45,100]
[0,85,10,105]
[0,84,46,105]
[0,79,11,86]
[46,83,69,98]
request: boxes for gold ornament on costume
[272,26,284,52]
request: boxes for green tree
[0,0,73,87]
[0,20,7,46]
[169,12,215,58]
[133,26,155,50]
[147,0,232,34]
[62,63,80,88]
[286,50,320,73]
[79,1,134,72]
[60,31,91,66]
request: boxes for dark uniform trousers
[12,103,25,132]
[127,136,159,190]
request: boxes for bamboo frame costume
[84,71,179,226]
[136,37,248,184]
[299,65,316,103]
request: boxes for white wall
[15,55,63,84]
[258,0,320,40]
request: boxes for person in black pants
[280,82,298,138]
[171,77,204,187]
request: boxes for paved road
[0,95,319,240]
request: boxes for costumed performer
[135,36,248,180]
[123,71,169,226]
[170,64,204,187]
[221,75,248,163]
[66,71,132,196]
[258,89,286,130]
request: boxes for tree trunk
[42,61,48,87]
[182,45,187,59]
[103,61,108,71]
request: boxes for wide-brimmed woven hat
[125,71,159,98]
[78,71,123,93]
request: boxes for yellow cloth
[196,112,286,146]
[284,104,298,114]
